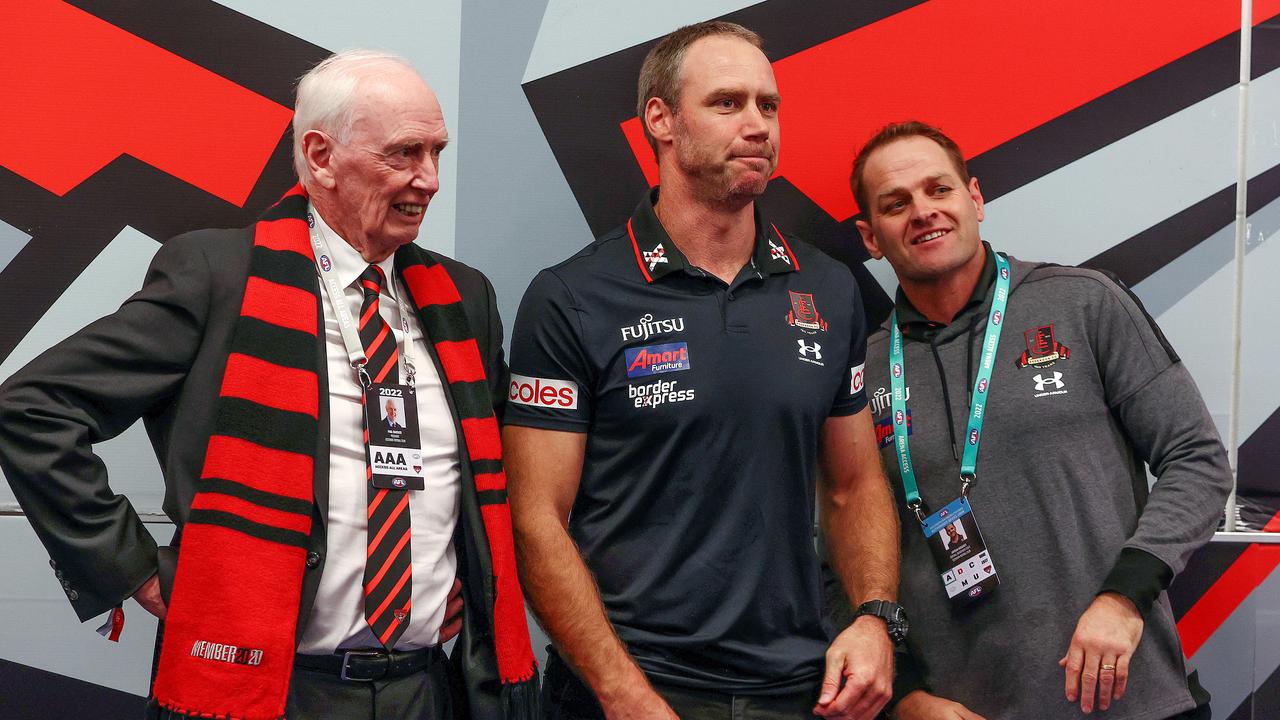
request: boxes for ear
[302,129,338,190]
[645,97,676,147]
[856,217,883,260]
[968,176,985,223]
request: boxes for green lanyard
[888,254,1011,518]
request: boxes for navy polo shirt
[507,190,868,693]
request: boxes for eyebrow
[704,87,781,105]
[875,173,956,200]
[383,134,451,152]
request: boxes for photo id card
[364,383,425,491]
[922,496,999,605]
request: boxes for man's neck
[653,182,756,284]
[899,248,988,325]
[310,194,395,263]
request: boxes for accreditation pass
[922,496,1000,605]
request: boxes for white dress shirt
[297,206,461,652]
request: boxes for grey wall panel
[0,517,171,696]
[0,227,163,512]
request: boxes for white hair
[292,49,418,185]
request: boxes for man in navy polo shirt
[504,21,901,720]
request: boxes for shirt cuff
[1098,547,1173,618]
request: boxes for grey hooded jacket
[854,249,1230,720]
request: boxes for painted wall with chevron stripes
[0,1,1277,717]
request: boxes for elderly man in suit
[0,49,537,720]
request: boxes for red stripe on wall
[1178,544,1280,657]
[622,0,1280,220]
[1264,511,1280,533]
[0,0,292,205]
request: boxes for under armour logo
[798,340,822,359]
[643,244,669,271]
[769,239,791,264]
[1033,372,1064,391]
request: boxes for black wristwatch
[855,599,909,645]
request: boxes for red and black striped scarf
[152,185,536,719]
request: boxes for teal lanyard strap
[888,254,1011,517]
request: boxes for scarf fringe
[156,699,281,720]
[501,675,542,720]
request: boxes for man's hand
[813,616,894,719]
[132,574,167,620]
[1059,592,1144,713]
[440,578,464,643]
[892,690,988,720]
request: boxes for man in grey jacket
[842,121,1230,720]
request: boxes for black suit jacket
[0,225,513,715]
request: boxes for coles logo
[509,374,578,410]
[850,363,865,394]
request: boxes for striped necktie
[357,264,412,647]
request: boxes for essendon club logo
[786,291,828,333]
[1016,324,1071,369]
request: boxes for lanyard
[307,210,417,387]
[888,254,1010,519]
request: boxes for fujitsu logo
[871,386,909,415]
[620,313,685,342]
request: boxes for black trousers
[541,651,823,720]
[284,659,454,720]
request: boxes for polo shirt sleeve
[829,272,869,417]
[504,269,593,432]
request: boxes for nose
[911,192,938,224]
[741,104,771,142]
[411,155,440,196]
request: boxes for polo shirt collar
[894,242,995,339]
[309,202,399,300]
[626,187,800,283]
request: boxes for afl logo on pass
[509,374,578,409]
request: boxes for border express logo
[625,342,691,378]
